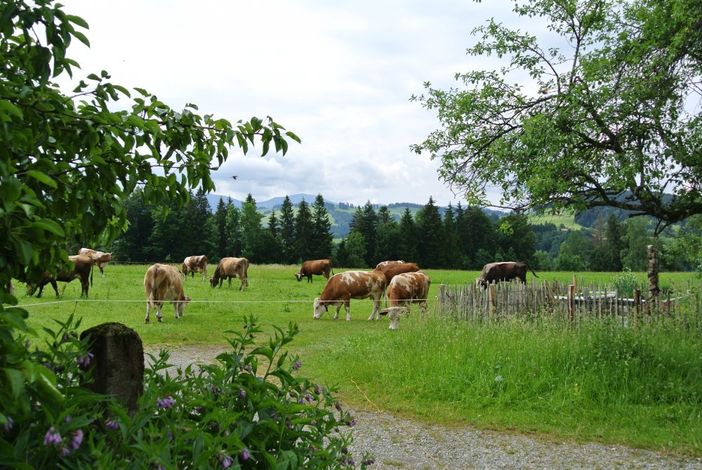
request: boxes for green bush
[0,305,369,469]
[613,269,641,297]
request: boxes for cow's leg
[228,276,232,288]
[156,302,163,322]
[81,278,89,298]
[99,265,105,277]
[50,280,59,297]
[345,302,351,322]
[368,298,381,321]
[333,303,341,320]
[144,301,152,323]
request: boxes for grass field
[13,264,702,455]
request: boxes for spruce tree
[295,200,313,262]
[240,194,264,262]
[215,197,228,259]
[310,194,334,259]
[374,206,401,263]
[225,201,242,257]
[349,202,377,266]
[398,209,418,263]
[442,204,460,268]
[415,197,443,268]
[279,196,297,263]
[112,189,154,262]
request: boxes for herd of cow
[25,248,537,330]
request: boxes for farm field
[14,264,702,455]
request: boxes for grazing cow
[143,263,190,323]
[295,259,334,282]
[313,271,386,321]
[210,257,249,290]
[379,271,431,330]
[476,261,538,288]
[78,248,112,276]
[29,255,93,298]
[374,261,420,284]
[181,255,208,280]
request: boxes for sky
[61,0,529,206]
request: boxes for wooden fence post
[439,284,446,310]
[634,288,641,328]
[647,244,659,312]
[568,284,575,325]
[488,284,497,318]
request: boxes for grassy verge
[14,264,702,454]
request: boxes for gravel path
[147,345,702,469]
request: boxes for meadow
[13,264,702,455]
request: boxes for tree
[495,214,535,264]
[412,0,702,233]
[225,202,242,257]
[240,194,264,262]
[0,1,299,289]
[111,189,154,262]
[263,210,283,263]
[441,204,460,268]
[398,209,419,263]
[415,197,443,268]
[349,202,377,266]
[214,197,229,259]
[310,194,334,259]
[374,206,402,263]
[622,218,650,271]
[279,196,297,263]
[456,206,495,268]
[294,200,313,262]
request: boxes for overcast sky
[62,0,528,206]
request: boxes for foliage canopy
[412,0,702,234]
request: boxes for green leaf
[66,14,89,29]
[72,30,90,47]
[25,170,57,188]
[3,368,25,399]
[0,100,23,120]
[30,219,65,237]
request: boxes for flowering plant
[0,311,371,468]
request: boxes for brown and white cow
[143,263,190,323]
[295,259,334,282]
[379,271,431,330]
[78,248,112,276]
[29,255,93,298]
[374,260,420,285]
[181,255,208,280]
[210,257,249,290]
[476,261,538,288]
[313,270,386,321]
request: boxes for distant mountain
[205,193,505,238]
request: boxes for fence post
[439,284,446,308]
[647,244,659,311]
[568,284,575,325]
[488,284,497,318]
[634,288,641,327]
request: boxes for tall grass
[307,314,702,453]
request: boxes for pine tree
[457,206,496,268]
[310,194,334,259]
[295,200,313,262]
[442,204,460,268]
[398,209,418,263]
[240,194,264,262]
[415,197,443,268]
[374,206,401,263]
[606,214,624,272]
[215,197,228,259]
[264,210,283,263]
[349,202,377,266]
[225,201,242,257]
[279,196,296,263]
[112,189,154,262]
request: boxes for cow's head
[313,298,328,319]
[175,295,191,318]
[209,276,218,287]
[386,306,408,330]
[295,272,303,282]
[181,263,189,275]
[476,278,487,289]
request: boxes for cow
[379,271,431,330]
[143,263,190,323]
[476,261,538,288]
[28,255,93,298]
[295,259,334,282]
[181,255,208,280]
[78,248,112,276]
[374,260,420,284]
[210,257,249,290]
[313,270,386,321]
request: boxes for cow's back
[375,262,420,284]
[388,271,430,304]
[321,271,385,300]
[145,263,183,300]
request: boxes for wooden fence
[437,281,699,325]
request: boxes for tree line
[109,191,694,271]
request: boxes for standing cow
[28,255,93,298]
[476,261,538,288]
[78,248,112,276]
[295,259,334,282]
[379,271,431,330]
[313,271,386,321]
[182,255,208,280]
[144,263,190,323]
[374,260,420,284]
[210,257,249,290]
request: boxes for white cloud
[61,0,533,206]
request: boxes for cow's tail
[529,264,539,278]
[90,261,94,287]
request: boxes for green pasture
[13,265,702,455]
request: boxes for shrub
[613,269,641,297]
[0,306,369,469]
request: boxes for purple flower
[43,427,62,446]
[76,352,94,368]
[304,393,314,403]
[238,389,246,400]
[71,429,83,450]
[105,418,120,430]
[292,359,302,371]
[334,402,343,412]
[59,446,70,456]
[157,396,176,409]
[64,415,72,423]
[3,416,13,432]
[220,453,234,468]
[346,418,357,427]
[240,448,251,461]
